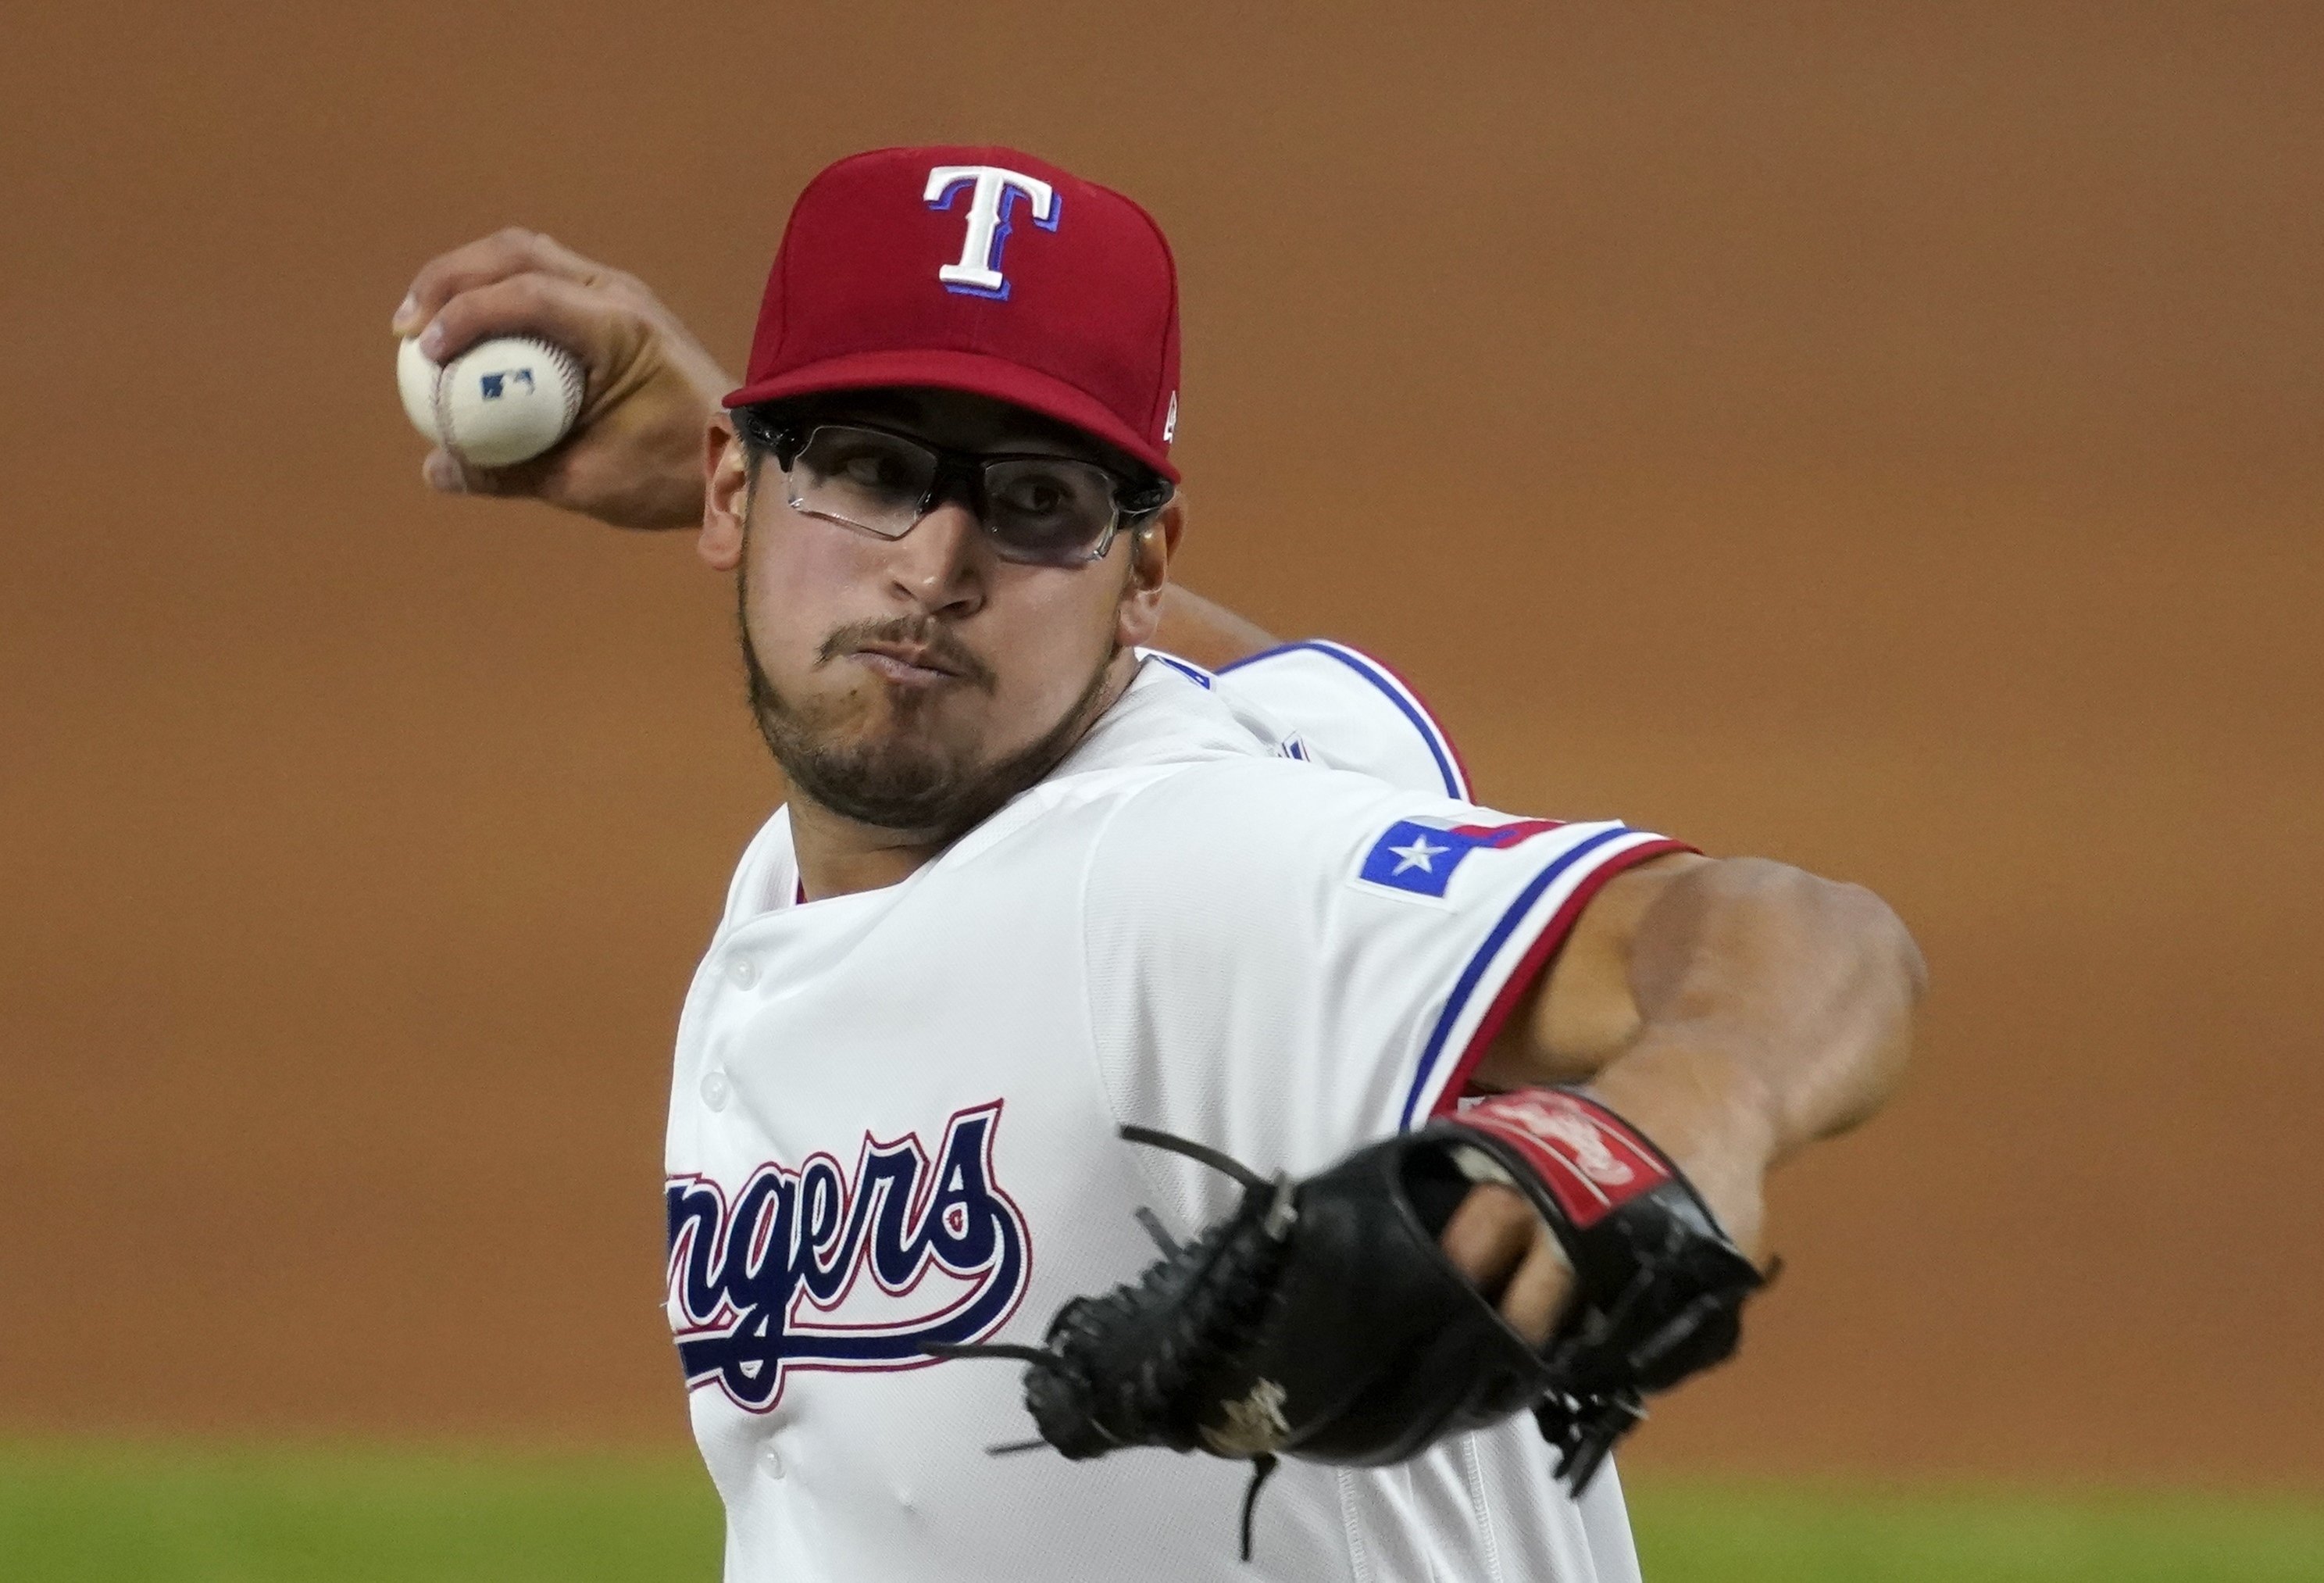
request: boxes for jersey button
[699,1069,730,1111]
[726,955,759,988]
[759,1441,785,1479]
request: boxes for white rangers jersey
[664,641,1689,1582]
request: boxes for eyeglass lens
[785,425,1124,565]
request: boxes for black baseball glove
[933,1087,1765,1558]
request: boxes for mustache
[816,617,998,691]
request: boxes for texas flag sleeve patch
[1356,817,1567,898]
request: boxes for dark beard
[738,601,1119,845]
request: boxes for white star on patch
[1389,834,1450,874]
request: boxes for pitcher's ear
[699,415,747,571]
[1132,495,1185,588]
[1114,498,1182,650]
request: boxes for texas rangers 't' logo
[923,164,1059,300]
[664,1100,1030,1411]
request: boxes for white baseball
[397,334,585,468]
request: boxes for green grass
[2,1439,2319,1581]
[0,1442,722,1583]
[1628,1480,2324,1582]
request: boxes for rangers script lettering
[664,1101,1031,1410]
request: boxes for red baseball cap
[726,145,1183,482]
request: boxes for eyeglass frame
[732,406,1176,566]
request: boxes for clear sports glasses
[739,415,1173,568]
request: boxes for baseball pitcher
[392,146,1923,1582]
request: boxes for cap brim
[725,348,1177,483]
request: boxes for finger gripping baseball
[956,1093,1764,1557]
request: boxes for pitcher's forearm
[1587,858,1923,1252]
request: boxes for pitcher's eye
[833,448,916,491]
[998,477,1070,516]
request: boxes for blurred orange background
[2,1,2317,1492]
